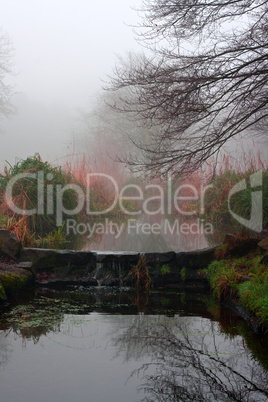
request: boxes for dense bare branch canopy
[108,0,268,177]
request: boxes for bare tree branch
[107,0,268,177]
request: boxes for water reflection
[0,330,13,369]
[0,289,267,402]
[112,315,268,401]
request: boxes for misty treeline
[106,0,268,178]
[76,90,150,179]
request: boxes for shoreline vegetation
[0,149,266,248]
[0,151,267,333]
[0,229,267,334]
[204,235,268,333]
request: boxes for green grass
[204,254,268,331]
[161,264,171,275]
[33,225,69,249]
[180,267,187,283]
[238,277,268,329]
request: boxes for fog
[0,0,267,171]
[0,0,142,168]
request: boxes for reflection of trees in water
[0,288,143,347]
[112,315,268,401]
[0,293,89,345]
[0,330,13,370]
[1,303,64,344]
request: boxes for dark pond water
[0,287,267,402]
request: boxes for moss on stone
[0,280,7,301]
[180,267,187,282]
[13,242,22,258]
[0,270,32,295]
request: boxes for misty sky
[0,0,266,170]
[0,0,142,167]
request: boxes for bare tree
[112,315,268,401]
[0,30,14,122]
[108,0,268,177]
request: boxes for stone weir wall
[19,246,217,288]
[0,229,217,291]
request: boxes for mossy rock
[0,281,7,301]
[0,267,33,298]
[223,235,260,257]
[17,262,35,275]
[258,238,268,251]
[0,229,22,260]
[13,242,22,258]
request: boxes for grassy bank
[204,247,268,332]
